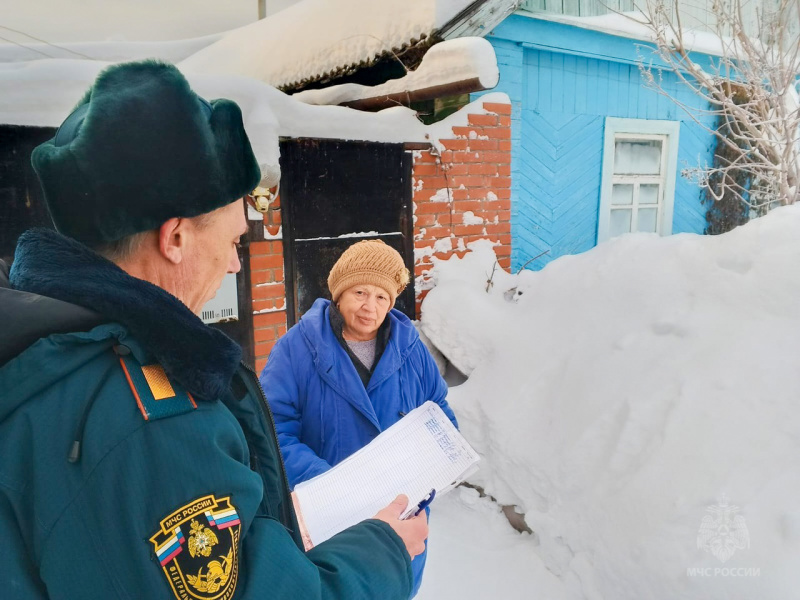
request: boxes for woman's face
[337,284,392,341]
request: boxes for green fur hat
[31,60,260,246]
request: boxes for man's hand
[373,494,428,559]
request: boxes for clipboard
[291,402,480,549]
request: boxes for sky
[0,0,295,44]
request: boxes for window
[597,118,680,243]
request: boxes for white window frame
[597,118,680,243]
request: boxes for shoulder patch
[150,494,241,600]
[118,355,196,421]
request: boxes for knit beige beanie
[328,240,410,305]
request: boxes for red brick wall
[250,195,286,374]
[248,100,513,370]
[412,100,512,314]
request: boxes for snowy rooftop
[292,37,499,107]
[180,0,512,91]
[0,58,508,187]
[520,9,745,57]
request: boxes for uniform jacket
[0,229,412,600]
[260,299,458,597]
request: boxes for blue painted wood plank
[617,62,630,117]
[595,59,609,114]
[493,14,722,72]
[551,51,564,111]
[574,54,588,114]
[540,51,553,111]
[515,110,606,269]
[628,62,639,116]
[562,53,577,113]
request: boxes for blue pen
[413,489,436,517]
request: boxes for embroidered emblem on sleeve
[150,495,241,600]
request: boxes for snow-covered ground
[418,206,800,599]
[420,489,566,599]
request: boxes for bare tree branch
[633,0,800,214]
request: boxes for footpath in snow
[418,205,800,599]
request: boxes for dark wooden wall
[1,125,254,363]
[0,125,56,263]
[278,138,415,327]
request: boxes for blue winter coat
[260,298,458,597]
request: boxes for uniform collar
[10,228,241,401]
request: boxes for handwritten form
[292,401,480,547]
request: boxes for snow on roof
[292,37,498,106]
[523,9,735,57]
[179,0,480,90]
[0,58,508,188]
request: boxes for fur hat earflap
[31,60,261,246]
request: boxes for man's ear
[158,217,186,265]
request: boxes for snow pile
[418,488,567,600]
[420,207,800,598]
[179,0,475,88]
[292,37,498,106]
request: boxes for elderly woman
[260,239,458,597]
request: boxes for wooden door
[279,138,414,326]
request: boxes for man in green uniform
[0,60,426,600]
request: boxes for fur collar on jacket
[10,228,241,401]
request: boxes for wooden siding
[477,15,714,270]
[521,0,634,17]
[516,112,604,269]
[518,0,774,36]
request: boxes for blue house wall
[474,14,716,271]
